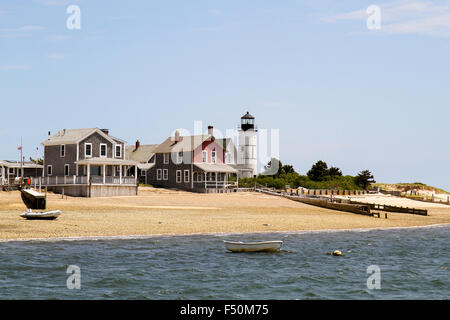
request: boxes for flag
[18,146,22,150]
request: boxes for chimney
[174,130,180,143]
[101,128,109,135]
[208,125,214,136]
[135,140,140,150]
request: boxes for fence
[29,176,137,187]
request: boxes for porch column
[119,165,122,185]
[204,172,207,189]
[135,165,138,185]
[103,164,106,184]
[216,172,218,189]
[87,163,90,183]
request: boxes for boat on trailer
[223,240,283,253]
[19,188,61,220]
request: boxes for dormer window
[177,151,183,164]
[202,151,207,163]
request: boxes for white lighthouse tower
[237,111,258,178]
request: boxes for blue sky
[1,0,449,190]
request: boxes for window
[163,169,168,180]
[100,144,107,158]
[156,169,162,180]
[184,170,190,183]
[177,151,183,164]
[211,151,216,164]
[196,172,203,182]
[60,145,65,157]
[64,164,70,176]
[141,170,146,177]
[163,153,169,164]
[85,143,92,157]
[47,165,53,176]
[8,168,15,175]
[115,145,122,158]
[202,151,207,163]
[225,152,232,164]
[176,170,182,183]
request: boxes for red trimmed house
[147,126,238,192]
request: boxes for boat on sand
[20,210,61,220]
[224,240,283,252]
[19,188,61,220]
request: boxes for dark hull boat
[20,189,46,210]
[19,188,61,220]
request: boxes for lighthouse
[237,111,258,178]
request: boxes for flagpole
[20,137,23,180]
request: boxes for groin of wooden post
[349,201,428,216]
[256,189,372,216]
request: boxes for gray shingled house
[147,126,238,193]
[125,140,158,185]
[0,160,43,188]
[34,128,139,197]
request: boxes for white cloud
[0,25,46,38]
[44,34,70,42]
[46,53,70,59]
[0,65,30,71]
[35,0,79,6]
[322,0,450,37]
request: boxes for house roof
[75,158,138,166]
[137,163,155,170]
[125,144,159,163]
[41,128,126,146]
[215,138,235,152]
[241,111,255,119]
[194,163,238,173]
[0,160,43,169]
[152,134,216,153]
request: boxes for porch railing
[29,176,137,186]
[193,181,229,189]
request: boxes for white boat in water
[20,210,61,220]
[223,240,283,253]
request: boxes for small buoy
[332,250,342,256]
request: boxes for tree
[355,170,376,189]
[328,166,342,177]
[29,157,43,165]
[307,160,329,181]
[281,164,295,174]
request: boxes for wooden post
[103,164,106,184]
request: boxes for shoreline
[1,189,449,242]
[2,222,449,243]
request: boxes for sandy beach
[1,187,449,241]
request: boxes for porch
[192,163,238,192]
[30,158,139,197]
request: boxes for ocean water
[0,225,448,300]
